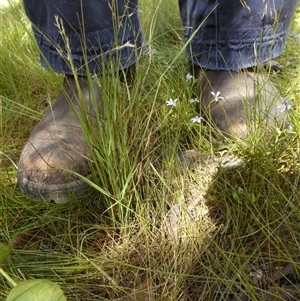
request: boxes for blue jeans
[23,0,298,74]
[179,0,299,70]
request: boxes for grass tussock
[1,0,300,300]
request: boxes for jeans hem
[36,36,144,75]
[188,32,287,71]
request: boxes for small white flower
[211,91,224,102]
[166,98,178,107]
[149,48,157,57]
[186,73,193,82]
[277,99,291,113]
[191,116,204,123]
[189,98,200,104]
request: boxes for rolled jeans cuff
[24,0,144,75]
[179,0,299,71]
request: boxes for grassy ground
[1,0,300,300]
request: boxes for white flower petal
[191,116,204,123]
[166,98,178,107]
[186,73,193,81]
[277,99,291,112]
[189,98,200,104]
[149,49,157,57]
[211,91,224,102]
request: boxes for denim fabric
[179,0,299,71]
[23,0,143,75]
[24,0,298,73]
